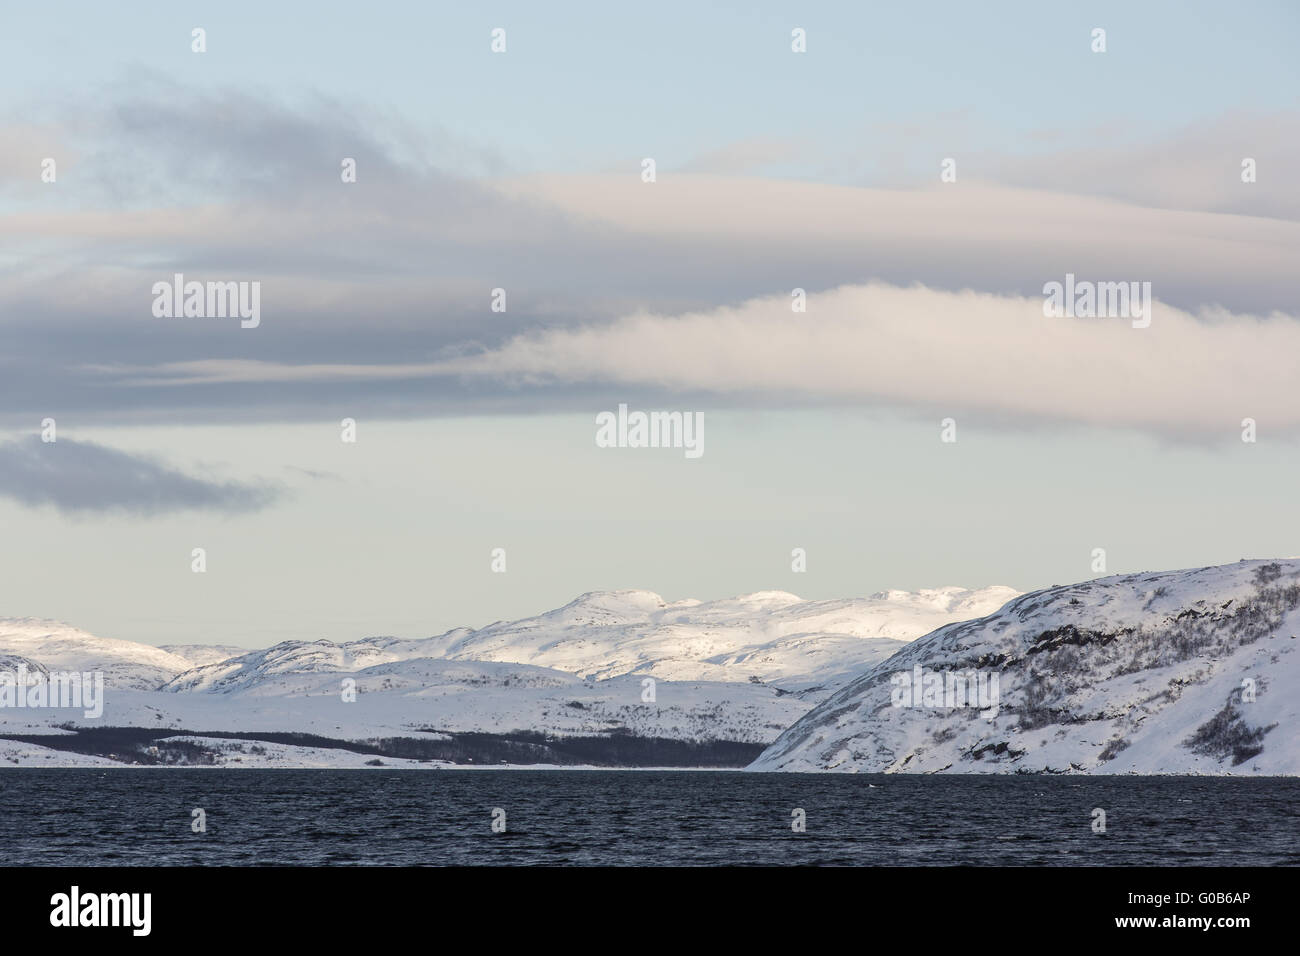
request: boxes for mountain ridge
[7,564,1297,773]
[749,559,1300,775]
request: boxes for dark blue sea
[2,770,1296,866]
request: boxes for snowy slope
[156,656,809,742]
[159,644,245,667]
[1,663,808,746]
[157,586,1015,697]
[0,618,196,690]
[0,586,1017,765]
[750,559,1300,775]
[413,586,1018,688]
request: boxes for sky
[0,1,1297,648]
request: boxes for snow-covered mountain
[159,586,1017,695]
[750,559,1300,775]
[0,585,1013,766]
[158,644,245,668]
[11,564,1300,774]
[0,618,196,690]
[369,586,1018,689]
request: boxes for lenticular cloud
[435,282,1300,439]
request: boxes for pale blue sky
[1,1,1297,647]
[2,415,1296,648]
[2,1,1297,179]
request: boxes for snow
[423,585,1019,687]
[751,559,1300,775]
[158,644,246,667]
[9,563,1299,774]
[0,585,1013,767]
[0,618,197,690]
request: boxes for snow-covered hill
[158,644,245,667]
[10,563,1300,773]
[0,585,1013,765]
[750,560,1300,775]
[0,619,196,690]
[1,663,808,745]
[404,586,1017,689]
[158,586,1016,696]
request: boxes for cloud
[0,437,283,515]
[818,110,1300,223]
[428,282,1300,439]
[1,83,1297,426]
[975,111,1300,222]
[678,137,808,175]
